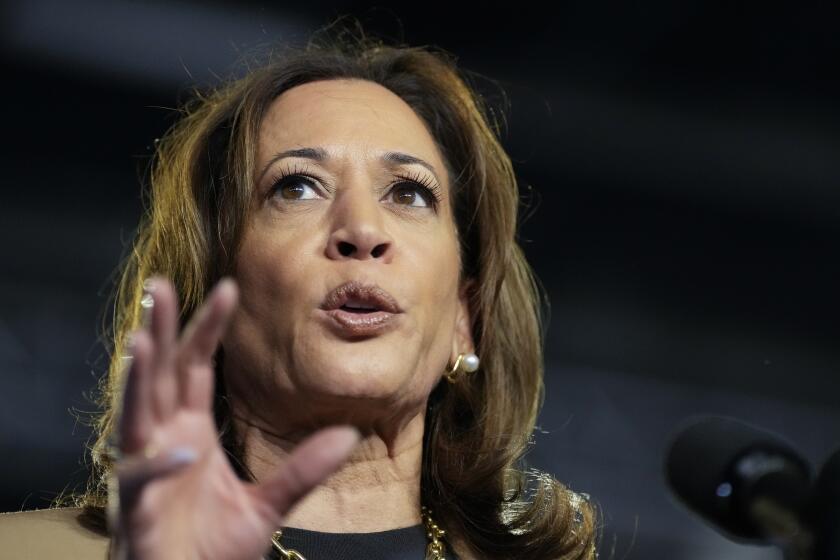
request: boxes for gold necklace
[269,505,448,559]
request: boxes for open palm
[112,276,359,560]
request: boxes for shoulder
[0,507,110,558]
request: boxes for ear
[450,278,476,365]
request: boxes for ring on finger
[106,442,160,462]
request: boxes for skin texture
[113,78,476,559]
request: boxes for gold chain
[269,506,447,560]
[421,506,447,560]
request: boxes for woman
[0,27,598,560]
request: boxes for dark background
[2,1,839,558]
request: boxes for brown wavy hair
[71,20,599,560]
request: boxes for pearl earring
[444,352,480,383]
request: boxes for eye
[389,182,435,208]
[386,170,442,210]
[271,175,320,201]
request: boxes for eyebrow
[257,146,441,184]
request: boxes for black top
[266,523,460,560]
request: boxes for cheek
[414,219,460,295]
[402,230,462,338]
[232,222,324,336]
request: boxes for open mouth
[320,282,402,337]
[339,304,379,314]
[323,305,398,337]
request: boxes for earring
[444,352,480,383]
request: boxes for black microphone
[664,415,814,559]
[812,448,840,560]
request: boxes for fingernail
[142,277,158,293]
[217,276,235,295]
[141,280,155,327]
[165,446,198,466]
[336,425,362,447]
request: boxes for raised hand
[111,276,360,560]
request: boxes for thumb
[253,425,361,522]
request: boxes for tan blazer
[0,507,110,559]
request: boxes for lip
[319,281,403,338]
[321,308,399,338]
[320,281,402,313]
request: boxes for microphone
[812,449,840,560]
[664,416,814,559]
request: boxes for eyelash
[267,163,443,210]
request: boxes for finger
[145,276,180,420]
[115,446,198,509]
[117,329,156,455]
[176,277,239,410]
[253,426,361,521]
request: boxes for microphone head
[664,415,811,541]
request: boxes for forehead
[257,79,446,176]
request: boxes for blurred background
[1,1,838,558]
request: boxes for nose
[325,188,394,262]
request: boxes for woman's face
[222,78,473,430]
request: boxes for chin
[293,343,417,402]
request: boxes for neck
[235,406,426,533]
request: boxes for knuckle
[175,339,202,370]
